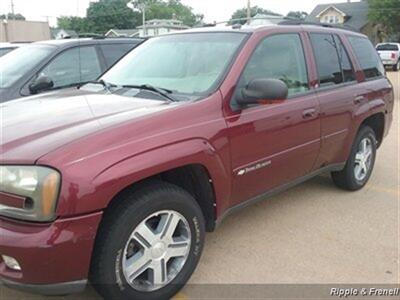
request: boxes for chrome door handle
[354,95,365,104]
[302,108,316,119]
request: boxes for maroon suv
[0,24,394,300]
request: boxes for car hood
[0,89,177,164]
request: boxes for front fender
[56,139,231,216]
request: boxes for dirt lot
[1,72,399,299]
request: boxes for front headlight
[0,166,61,222]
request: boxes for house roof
[105,29,139,36]
[316,6,347,18]
[306,1,369,30]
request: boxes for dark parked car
[0,42,30,57]
[0,24,394,300]
[0,38,143,102]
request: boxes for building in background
[0,19,50,42]
[306,0,386,44]
[105,29,139,38]
[51,29,78,40]
[137,19,190,37]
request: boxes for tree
[132,0,201,27]
[0,13,25,20]
[57,16,90,33]
[286,11,308,20]
[86,0,141,34]
[368,0,400,38]
[230,6,281,25]
[57,0,199,34]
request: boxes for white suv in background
[376,43,400,71]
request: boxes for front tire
[331,126,377,191]
[90,182,205,300]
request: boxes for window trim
[334,34,357,84]
[230,32,311,110]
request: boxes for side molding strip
[216,163,346,227]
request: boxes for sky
[0,0,354,26]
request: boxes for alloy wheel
[354,137,373,181]
[122,210,191,292]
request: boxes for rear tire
[331,126,377,191]
[90,181,205,300]
[393,60,400,71]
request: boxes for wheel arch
[92,139,231,232]
[359,112,385,147]
[103,163,218,232]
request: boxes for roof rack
[200,16,359,33]
[278,20,359,32]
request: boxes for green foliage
[145,0,202,27]
[86,0,141,34]
[368,0,400,36]
[230,6,281,25]
[286,11,308,20]
[0,13,26,20]
[57,0,200,35]
[57,16,90,33]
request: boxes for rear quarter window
[348,36,385,80]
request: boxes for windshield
[0,45,53,88]
[376,44,399,51]
[101,32,247,97]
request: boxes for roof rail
[198,16,359,33]
[278,20,359,32]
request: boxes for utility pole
[127,1,146,37]
[10,0,15,19]
[246,0,251,24]
[141,4,146,36]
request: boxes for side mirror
[29,75,54,94]
[237,78,288,106]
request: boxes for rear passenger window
[310,34,343,86]
[348,36,385,79]
[238,34,309,97]
[100,44,136,67]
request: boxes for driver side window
[239,34,309,97]
[40,46,102,89]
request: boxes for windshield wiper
[78,79,116,92]
[121,84,178,102]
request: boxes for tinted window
[376,44,399,51]
[348,36,385,79]
[100,43,136,67]
[310,34,343,86]
[238,34,309,96]
[334,35,356,83]
[40,46,102,88]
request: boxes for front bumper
[1,278,87,296]
[0,211,102,295]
